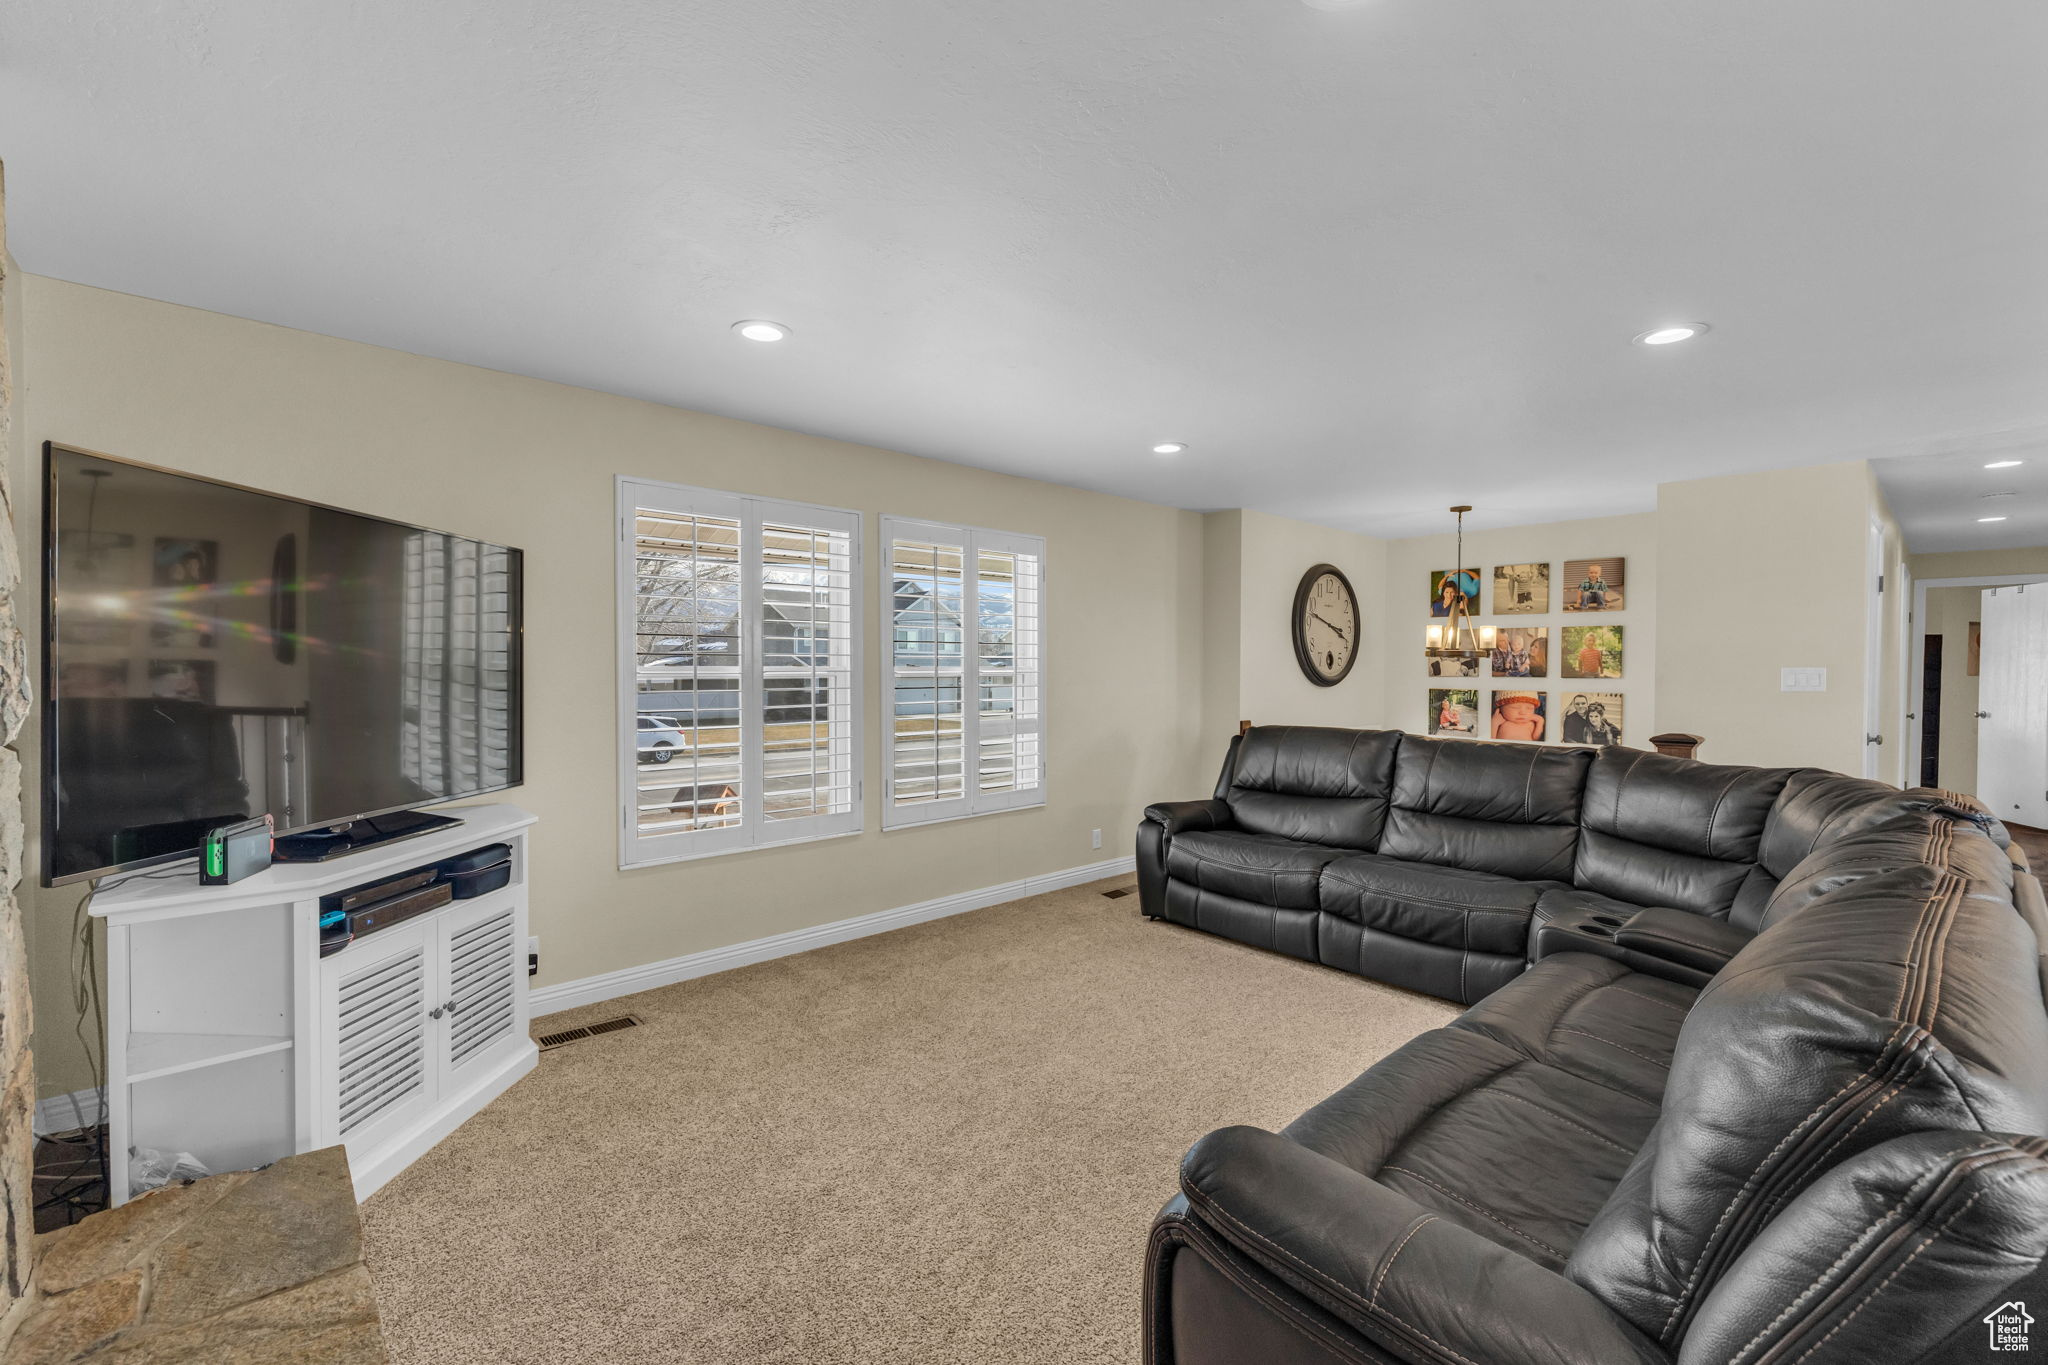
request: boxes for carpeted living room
[1,4,2047,1365]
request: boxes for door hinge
[1877,574,1886,593]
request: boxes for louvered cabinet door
[438,895,523,1088]
[321,919,435,1157]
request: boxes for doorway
[1909,573,2048,797]
[1918,634,1942,787]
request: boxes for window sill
[619,826,862,872]
[880,798,1046,834]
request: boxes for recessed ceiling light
[1634,323,1710,346]
[732,320,790,342]
[1985,459,2025,469]
[1978,516,2009,523]
[1152,442,1187,455]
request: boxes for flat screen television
[42,443,524,884]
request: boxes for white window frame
[617,477,863,868]
[880,516,1045,829]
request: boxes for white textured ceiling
[4,1,2046,537]
[1875,434,2048,555]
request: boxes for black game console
[273,809,463,863]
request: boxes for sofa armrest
[1144,799,1234,837]
[1180,1126,1670,1365]
[1612,906,1750,976]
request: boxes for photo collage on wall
[56,530,223,705]
[1425,556,1629,749]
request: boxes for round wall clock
[1292,563,1359,687]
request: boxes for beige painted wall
[1655,461,1875,775]
[1233,509,1388,734]
[15,277,1217,1098]
[1381,512,1657,745]
[1910,548,2048,580]
[1197,511,1242,766]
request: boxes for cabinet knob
[427,1005,445,1020]
[445,999,461,1016]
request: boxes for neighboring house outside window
[881,516,1044,828]
[618,478,861,867]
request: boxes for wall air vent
[1102,886,1135,899]
[536,1014,643,1051]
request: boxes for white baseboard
[35,1087,105,1136]
[531,853,1137,1018]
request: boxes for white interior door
[1862,520,1885,778]
[1976,583,2048,827]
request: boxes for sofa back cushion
[1679,1130,2048,1365]
[1757,769,1925,875]
[1760,812,2015,930]
[1745,774,2016,929]
[1571,748,1795,919]
[1223,726,1402,848]
[1565,844,2048,1348]
[1377,737,1592,881]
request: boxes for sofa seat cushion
[1319,853,1557,956]
[1281,955,1695,1269]
[1164,830,1343,911]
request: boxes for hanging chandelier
[1425,505,1496,661]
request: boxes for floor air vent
[536,1015,643,1051]
[1102,887,1135,899]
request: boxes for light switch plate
[1781,667,1828,692]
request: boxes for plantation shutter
[882,517,1044,828]
[619,478,861,867]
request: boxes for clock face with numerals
[1293,564,1360,686]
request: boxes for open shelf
[126,1032,294,1084]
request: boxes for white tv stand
[90,804,538,1204]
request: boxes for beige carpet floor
[360,878,1457,1365]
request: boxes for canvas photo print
[1490,689,1547,742]
[60,661,130,698]
[153,537,220,588]
[150,615,216,649]
[1492,562,1550,615]
[1561,624,1623,678]
[1430,567,1480,618]
[1562,558,1624,611]
[1425,626,1481,678]
[1429,688,1479,737]
[1489,626,1548,677]
[1561,692,1624,747]
[148,659,216,704]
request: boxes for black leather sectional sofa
[1137,725,1974,1003]
[1141,726,2048,1364]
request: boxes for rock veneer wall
[0,161,36,1339]
[4,1148,386,1365]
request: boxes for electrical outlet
[1091,828,1102,849]
[527,935,540,978]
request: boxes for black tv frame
[40,441,526,886]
